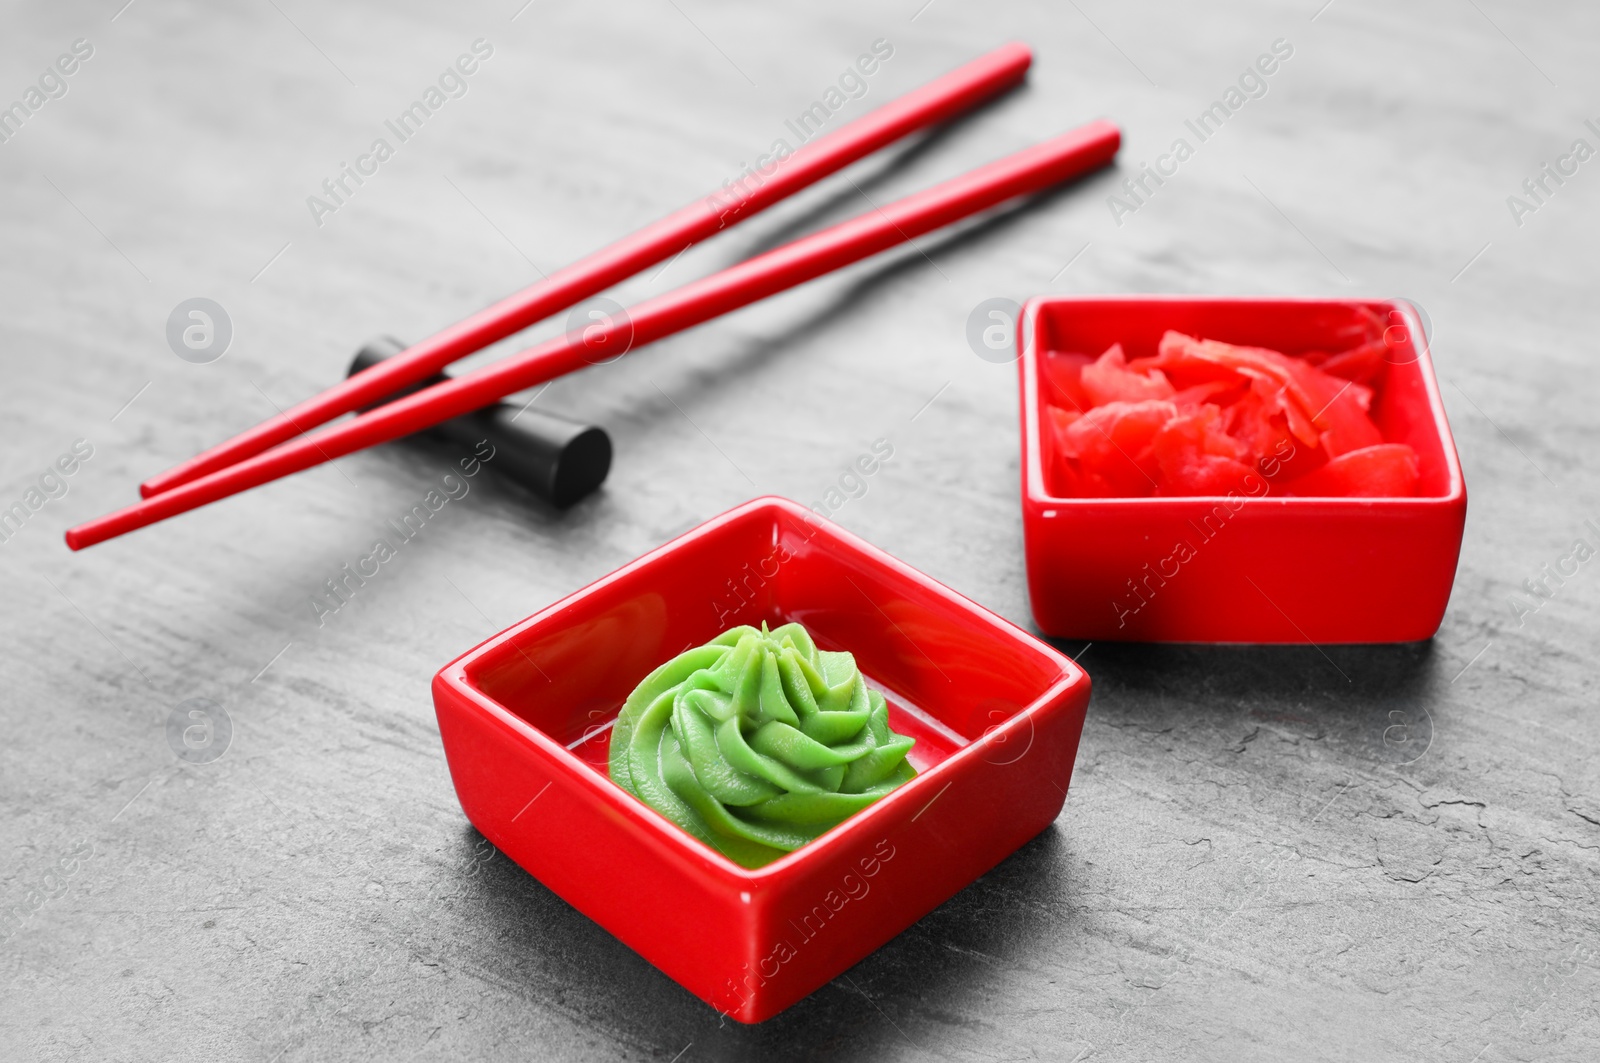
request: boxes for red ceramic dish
[1018,296,1467,643]
[431,496,1090,1022]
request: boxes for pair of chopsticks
[67,43,1119,550]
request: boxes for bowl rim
[1017,294,1467,510]
[435,495,1088,885]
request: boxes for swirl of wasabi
[609,622,917,868]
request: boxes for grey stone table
[3,1,1597,1060]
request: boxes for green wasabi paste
[609,622,916,868]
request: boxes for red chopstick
[137,43,1034,500]
[66,120,1120,551]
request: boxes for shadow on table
[1047,637,1444,765]
[449,819,1080,1060]
[1049,638,1437,700]
[718,83,1023,264]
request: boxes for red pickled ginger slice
[1310,338,1386,384]
[1151,406,1256,496]
[1282,444,1420,497]
[1081,343,1175,406]
[1268,352,1382,457]
[1058,399,1174,497]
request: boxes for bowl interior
[1028,297,1457,500]
[462,500,1070,781]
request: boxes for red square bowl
[1018,295,1467,643]
[431,496,1090,1022]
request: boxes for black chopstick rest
[350,336,612,508]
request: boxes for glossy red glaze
[1018,296,1467,643]
[432,497,1090,1022]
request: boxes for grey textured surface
[3,1,1598,1060]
